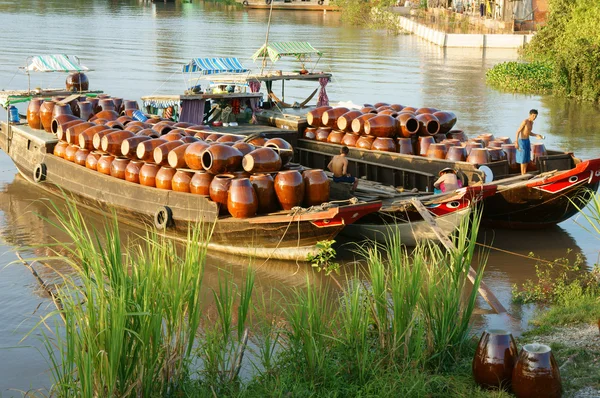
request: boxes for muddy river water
[0,0,599,392]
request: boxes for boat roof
[181,57,249,75]
[251,42,322,63]
[22,55,90,73]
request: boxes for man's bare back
[328,154,348,177]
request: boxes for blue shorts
[516,138,531,164]
[333,175,356,183]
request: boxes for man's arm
[327,158,334,172]
[342,159,348,176]
[433,175,444,188]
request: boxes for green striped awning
[24,55,89,73]
[251,42,322,63]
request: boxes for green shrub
[485,61,554,94]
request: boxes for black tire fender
[154,206,173,230]
[33,163,47,183]
[243,0,249,5]
[265,0,272,4]
[318,0,324,4]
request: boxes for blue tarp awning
[182,57,249,75]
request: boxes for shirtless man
[327,146,359,191]
[515,109,545,175]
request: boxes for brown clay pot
[397,137,414,155]
[321,107,350,128]
[136,128,160,138]
[356,135,375,150]
[432,111,457,134]
[123,125,144,134]
[232,142,255,156]
[110,157,130,179]
[65,122,95,144]
[378,109,399,117]
[264,138,293,166]
[465,141,484,155]
[171,170,194,193]
[512,344,562,398]
[65,72,89,91]
[97,154,115,175]
[467,148,491,165]
[248,137,268,147]
[136,139,168,161]
[227,178,258,218]
[373,102,389,108]
[101,130,135,154]
[364,115,397,138]
[122,100,139,113]
[497,136,512,144]
[242,148,282,173]
[303,169,330,206]
[372,137,397,152]
[121,136,151,158]
[360,106,377,114]
[78,125,107,150]
[389,104,405,112]
[173,122,193,129]
[105,121,124,130]
[127,121,150,129]
[166,143,192,169]
[351,113,377,135]
[77,101,94,121]
[336,110,363,132]
[64,144,79,162]
[111,98,123,114]
[416,107,439,115]
[447,129,468,142]
[52,103,73,120]
[306,106,332,127]
[184,141,211,170]
[376,106,393,112]
[154,140,184,165]
[155,167,177,190]
[92,128,120,150]
[74,148,90,166]
[478,134,495,147]
[205,133,221,142]
[52,114,81,135]
[502,144,519,174]
[327,130,345,144]
[396,113,420,138]
[53,141,69,158]
[304,127,317,140]
[415,114,440,136]
[85,151,102,170]
[531,143,547,165]
[401,106,418,113]
[86,97,100,113]
[472,329,518,390]
[40,101,57,132]
[342,133,360,147]
[56,119,86,141]
[201,144,243,174]
[217,134,243,143]
[91,110,120,122]
[125,160,144,183]
[27,99,45,129]
[316,127,331,142]
[116,116,133,126]
[98,99,115,112]
[426,143,447,159]
[139,163,161,187]
[93,118,109,126]
[210,174,235,214]
[180,135,200,143]
[418,136,435,156]
[446,146,467,162]
[153,122,174,136]
[274,170,305,210]
[190,171,214,195]
[250,173,278,214]
[488,148,503,162]
[441,138,461,149]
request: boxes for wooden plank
[410,198,508,315]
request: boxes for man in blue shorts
[515,109,545,175]
[327,146,359,191]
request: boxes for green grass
[486,61,554,94]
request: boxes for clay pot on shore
[139,163,161,187]
[184,141,211,170]
[342,133,360,147]
[53,141,69,158]
[250,173,278,214]
[97,154,115,175]
[121,136,151,158]
[274,170,305,210]
[472,329,519,390]
[52,114,81,135]
[397,137,414,155]
[39,101,56,132]
[372,137,397,152]
[155,167,177,190]
[446,145,467,162]
[85,151,102,170]
[227,178,258,218]
[101,130,135,154]
[201,144,243,174]
[416,107,439,115]
[136,138,168,161]
[27,99,44,129]
[396,113,419,138]
[327,130,345,144]
[304,127,317,140]
[512,344,562,398]
[65,122,95,144]
[447,129,468,142]
[154,140,184,165]
[110,157,130,179]
[306,106,332,127]
[190,171,214,195]
[337,110,363,132]
[210,174,235,214]
[356,135,375,150]
[171,170,194,193]
[418,136,435,156]
[364,115,397,138]
[122,159,143,183]
[351,113,377,135]
[303,169,330,206]
[433,111,457,134]
[467,148,491,165]
[264,138,293,166]
[74,148,90,166]
[242,147,282,174]
[415,114,440,136]
[316,127,331,142]
[426,143,447,160]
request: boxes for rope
[475,242,554,264]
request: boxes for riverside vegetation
[23,195,599,396]
[486,0,600,102]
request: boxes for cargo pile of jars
[26,95,330,219]
[304,103,547,171]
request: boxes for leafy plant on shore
[486,61,554,94]
[306,240,340,276]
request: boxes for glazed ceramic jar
[85,151,102,170]
[74,148,90,166]
[97,154,115,175]
[40,101,56,128]
[304,127,317,140]
[315,127,331,142]
[396,113,419,138]
[110,157,130,179]
[101,131,135,155]
[227,178,258,218]
[415,107,439,115]
[153,140,184,165]
[364,115,397,138]
[446,145,467,162]
[139,163,161,187]
[472,329,519,389]
[121,136,151,158]
[136,138,168,162]
[209,174,235,214]
[65,122,95,145]
[512,344,562,398]
[341,133,359,147]
[327,130,345,144]
[172,170,194,193]
[166,143,192,168]
[321,107,349,128]
[264,138,293,166]
[418,136,435,156]
[231,142,255,156]
[64,144,79,162]
[27,99,44,129]
[447,129,468,142]
[51,114,80,135]
[190,171,214,195]
[356,135,375,150]
[465,141,484,156]
[372,137,397,152]
[184,141,211,170]
[502,144,518,174]
[336,110,363,132]
[155,167,177,190]
[65,72,89,91]
[432,111,457,134]
[426,143,447,160]
[351,113,377,135]
[242,148,282,174]
[250,173,278,214]
[77,101,94,121]
[125,160,144,183]
[306,106,332,127]
[467,148,491,165]
[415,113,440,136]
[98,98,115,112]
[201,144,243,174]
[397,137,414,155]
[303,169,330,206]
[53,141,69,158]
[274,170,305,210]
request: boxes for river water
[0,0,599,393]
